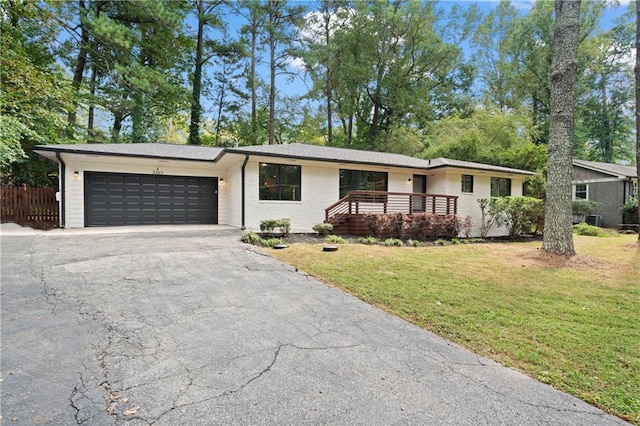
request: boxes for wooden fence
[1,185,59,227]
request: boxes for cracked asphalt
[0,227,628,425]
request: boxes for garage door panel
[85,172,218,227]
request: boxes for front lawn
[270,235,639,423]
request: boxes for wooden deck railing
[325,191,458,223]
[1,185,59,226]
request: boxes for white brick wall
[58,152,531,237]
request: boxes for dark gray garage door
[85,172,218,226]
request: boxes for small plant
[460,215,473,238]
[260,219,291,236]
[358,236,379,245]
[312,222,333,236]
[261,237,285,247]
[325,235,347,244]
[241,231,262,245]
[573,223,611,237]
[435,238,450,246]
[406,239,421,247]
[382,238,403,246]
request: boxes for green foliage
[382,238,404,247]
[406,239,421,247]
[259,219,291,236]
[312,222,333,236]
[1,1,74,185]
[621,196,638,214]
[420,108,546,171]
[478,198,501,238]
[571,200,599,215]
[621,197,638,224]
[325,235,347,244]
[260,237,285,247]
[573,223,612,237]
[357,236,379,245]
[240,231,262,245]
[478,196,543,238]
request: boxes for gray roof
[34,143,225,162]
[573,159,636,178]
[34,142,535,175]
[228,143,535,175]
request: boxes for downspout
[55,151,66,228]
[241,154,249,230]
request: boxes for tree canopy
[1,0,636,186]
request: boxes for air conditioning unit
[586,214,602,227]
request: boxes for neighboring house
[572,159,638,228]
[34,143,535,237]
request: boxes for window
[339,170,388,198]
[574,184,588,200]
[490,177,511,197]
[461,175,474,193]
[259,163,301,201]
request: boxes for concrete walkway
[0,227,627,425]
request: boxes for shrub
[325,235,347,244]
[363,212,460,240]
[241,231,262,245]
[478,196,543,238]
[621,196,638,224]
[261,237,285,247]
[496,196,543,238]
[358,236,379,245]
[478,198,501,238]
[572,200,599,215]
[573,223,612,237]
[406,239,421,247]
[260,219,291,236]
[312,222,333,236]
[382,238,403,246]
[460,215,473,238]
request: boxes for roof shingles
[35,142,535,175]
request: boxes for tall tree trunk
[215,78,226,146]
[634,0,640,245]
[543,0,581,256]
[250,30,258,144]
[323,5,333,146]
[189,0,205,146]
[87,62,97,141]
[268,30,276,145]
[67,0,89,133]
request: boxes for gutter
[55,151,66,228]
[241,154,249,230]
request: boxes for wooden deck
[325,191,458,236]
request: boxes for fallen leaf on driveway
[123,406,139,416]
[107,402,117,413]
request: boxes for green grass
[271,235,640,424]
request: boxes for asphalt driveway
[1,227,627,425]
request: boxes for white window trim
[573,183,588,200]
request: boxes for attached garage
[85,172,218,226]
